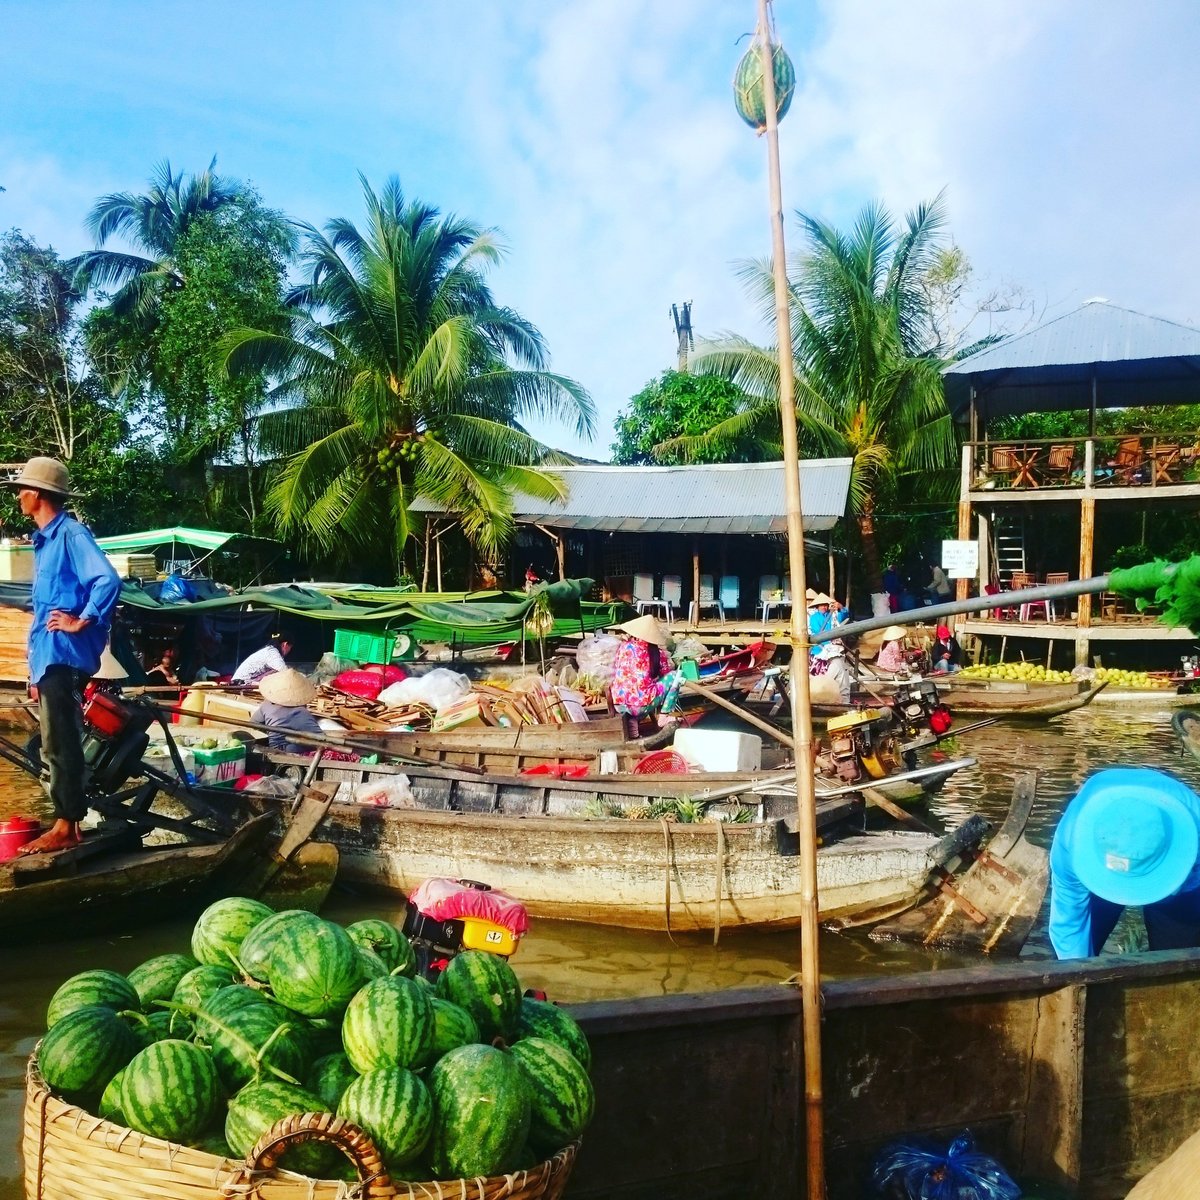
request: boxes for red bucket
[0,816,42,860]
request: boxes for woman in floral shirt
[610,615,680,718]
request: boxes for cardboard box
[672,728,762,773]
[191,743,246,787]
[431,694,495,732]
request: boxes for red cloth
[409,878,530,935]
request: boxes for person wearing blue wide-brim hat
[1049,767,1200,958]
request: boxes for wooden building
[945,302,1200,666]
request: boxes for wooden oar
[241,782,338,904]
[681,678,795,749]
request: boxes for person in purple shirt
[1049,767,1200,958]
[5,458,121,854]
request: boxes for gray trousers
[37,665,88,823]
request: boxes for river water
[3,701,1198,1196]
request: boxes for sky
[3,1,1198,459]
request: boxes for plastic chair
[718,575,740,618]
[690,574,724,624]
[1011,571,1051,622]
[633,573,669,620]
[660,575,682,623]
[759,574,785,622]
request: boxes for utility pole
[671,301,694,372]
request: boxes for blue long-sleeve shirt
[28,511,122,684]
[1049,770,1200,958]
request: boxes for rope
[713,818,726,947]
[660,819,677,945]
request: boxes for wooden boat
[253,751,994,933]
[565,947,1200,1199]
[804,678,1108,721]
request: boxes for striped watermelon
[173,965,237,1010]
[427,1044,531,1178]
[127,954,199,1007]
[226,1079,337,1177]
[304,1016,345,1059]
[516,997,591,1070]
[238,909,318,982]
[124,1008,187,1049]
[434,950,521,1041]
[197,1001,309,1093]
[341,976,433,1073]
[46,969,140,1028]
[304,1052,359,1111]
[429,997,481,1058]
[346,918,410,973]
[98,1068,126,1124]
[191,896,275,968]
[120,1040,220,1144]
[357,946,389,980]
[39,1005,139,1098]
[338,1066,433,1168]
[193,1132,234,1159]
[201,983,288,1024]
[510,1036,594,1151]
[266,917,364,1018]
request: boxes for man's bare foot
[16,819,82,855]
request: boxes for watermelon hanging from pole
[733,38,796,131]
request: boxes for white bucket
[871,592,892,619]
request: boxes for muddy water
[3,703,1198,1196]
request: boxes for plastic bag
[377,668,471,712]
[873,1133,1021,1200]
[672,635,708,663]
[576,634,620,685]
[353,776,415,808]
[239,776,299,800]
[313,653,360,686]
[158,573,197,604]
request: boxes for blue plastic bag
[872,1132,1022,1200]
[158,573,197,604]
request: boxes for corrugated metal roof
[943,301,1200,419]
[411,459,853,534]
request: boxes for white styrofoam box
[672,728,762,773]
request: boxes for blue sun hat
[1068,768,1200,906]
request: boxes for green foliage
[222,176,594,575]
[610,371,764,464]
[1109,543,1155,571]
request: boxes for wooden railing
[967,434,1200,492]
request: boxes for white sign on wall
[942,539,979,579]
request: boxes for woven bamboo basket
[25,1054,579,1200]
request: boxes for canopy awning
[93,527,276,555]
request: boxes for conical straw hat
[258,668,318,707]
[616,614,671,647]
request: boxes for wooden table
[1009,445,1041,488]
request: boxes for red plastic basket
[632,750,690,775]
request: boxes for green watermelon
[357,946,389,980]
[435,951,521,1041]
[304,1052,359,1111]
[341,976,433,1073]
[193,1132,235,1159]
[127,954,199,1007]
[427,1044,531,1178]
[346,918,408,972]
[303,1016,345,1059]
[430,997,481,1058]
[338,1066,433,1168]
[201,983,287,1024]
[98,1069,126,1124]
[238,909,318,982]
[124,1009,188,1049]
[173,965,237,1010]
[226,1079,337,1176]
[266,918,364,1018]
[46,969,140,1028]
[120,1040,220,1144]
[39,1005,139,1098]
[191,896,275,968]
[509,1036,594,1151]
[197,1002,309,1093]
[515,997,591,1070]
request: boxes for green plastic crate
[333,627,398,665]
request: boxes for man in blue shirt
[1048,767,1200,958]
[5,458,121,854]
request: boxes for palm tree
[683,195,957,590]
[220,176,595,574]
[69,159,249,325]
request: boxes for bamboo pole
[754,3,826,1195]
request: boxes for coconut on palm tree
[220,176,595,574]
[678,194,958,590]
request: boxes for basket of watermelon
[23,897,592,1200]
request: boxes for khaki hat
[617,614,671,647]
[804,588,817,601]
[5,456,78,498]
[882,625,907,642]
[92,643,128,680]
[258,668,318,707]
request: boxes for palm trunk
[857,501,883,594]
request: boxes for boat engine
[891,678,952,739]
[79,691,155,794]
[402,877,530,980]
[825,708,905,783]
